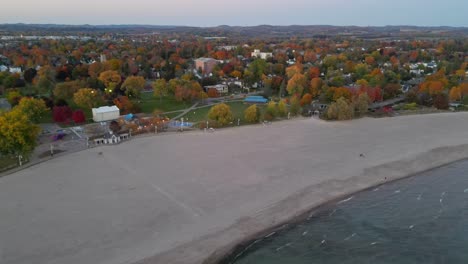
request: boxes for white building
[205,84,228,95]
[9,67,22,74]
[251,49,273,60]
[92,106,120,122]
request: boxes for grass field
[180,101,264,124]
[138,93,189,113]
[0,156,18,172]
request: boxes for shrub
[264,101,278,121]
[72,110,86,124]
[244,104,259,123]
[289,96,301,116]
[402,103,418,110]
[277,100,288,117]
[433,94,449,110]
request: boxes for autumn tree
[286,64,303,79]
[121,76,145,98]
[309,77,322,98]
[449,86,462,102]
[98,70,121,94]
[332,87,352,101]
[72,110,86,124]
[433,94,449,110]
[0,108,41,157]
[113,95,139,115]
[300,93,313,106]
[208,103,233,126]
[52,106,73,123]
[153,79,168,102]
[73,88,102,109]
[244,104,260,123]
[287,73,306,96]
[15,97,48,123]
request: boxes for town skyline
[1,0,467,27]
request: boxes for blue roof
[244,96,268,103]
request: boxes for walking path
[2,113,468,264]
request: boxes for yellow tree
[73,88,102,109]
[121,76,145,98]
[16,97,48,123]
[153,79,168,102]
[98,70,121,94]
[264,101,278,121]
[277,100,288,117]
[0,108,41,156]
[244,104,259,123]
[208,103,233,126]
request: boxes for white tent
[92,106,120,122]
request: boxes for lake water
[224,160,468,264]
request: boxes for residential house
[205,84,228,95]
[195,58,219,75]
[251,49,273,60]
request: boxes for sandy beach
[1,113,468,264]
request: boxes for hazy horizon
[1,0,467,27]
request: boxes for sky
[1,0,467,27]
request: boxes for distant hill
[0,24,467,39]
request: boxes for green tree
[244,104,259,123]
[153,79,168,102]
[16,97,48,123]
[121,76,146,98]
[338,97,354,120]
[290,96,301,116]
[0,108,41,157]
[356,93,369,117]
[53,81,82,100]
[248,59,267,83]
[208,103,233,126]
[36,65,56,94]
[73,88,102,109]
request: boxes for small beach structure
[92,106,120,122]
[244,96,268,104]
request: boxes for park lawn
[138,93,189,113]
[181,101,261,123]
[0,156,18,172]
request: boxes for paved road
[2,113,468,264]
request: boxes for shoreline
[138,143,468,264]
[217,153,468,264]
